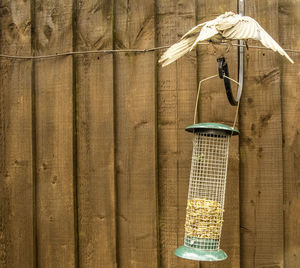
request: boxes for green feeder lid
[185,122,239,136]
[174,245,227,262]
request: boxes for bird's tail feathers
[159,37,196,67]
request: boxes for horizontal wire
[0,45,170,60]
[0,42,299,60]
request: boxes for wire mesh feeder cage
[174,122,239,261]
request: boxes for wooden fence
[0,0,299,267]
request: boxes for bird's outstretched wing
[181,22,206,39]
[159,13,243,66]
[158,37,197,67]
[159,22,208,66]
[222,16,294,63]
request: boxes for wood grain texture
[34,1,76,267]
[0,1,34,267]
[76,0,117,267]
[278,1,300,267]
[114,0,158,267]
[196,2,240,268]
[240,1,284,267]
[157,1,199,267]
[1,1,300,267]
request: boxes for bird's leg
[245,40,249,50]
[225,41,233,53]
[208,41,217,55]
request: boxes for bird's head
[222,11,236,17]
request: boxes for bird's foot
[245,40,249,50]
[208,42,217,55]
[225,41,233,53]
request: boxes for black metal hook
[217,57,238,106]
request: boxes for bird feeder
[174,122,239,261]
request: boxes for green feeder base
[174,245,227,262]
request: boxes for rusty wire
[0,42,299,60]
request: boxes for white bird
[159,11,294,66]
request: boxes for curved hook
[217,57,239,106]
[237,0,244,102]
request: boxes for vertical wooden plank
[114,0,158,267]
[76,1,116,267]
[240,1,284,267]
[0,1,34,267]
[34,1,76,267]
[156,1,199,267]
[278,1,300,267]
[196,2,240,268]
